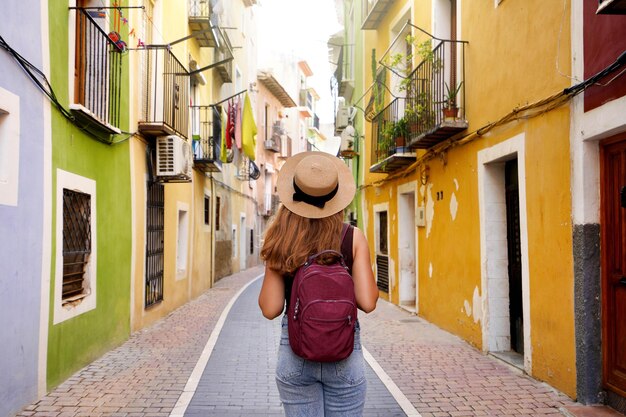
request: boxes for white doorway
[478,133,531,373]
[398,182,417,311]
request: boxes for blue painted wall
[0,1,46,416]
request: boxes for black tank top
[283,224,354,311]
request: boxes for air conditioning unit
[156,135,192,182]
[336,105,350,130]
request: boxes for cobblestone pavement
[359,301,576,416]
[16,266,582,417]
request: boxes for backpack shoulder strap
[340,223,354,271]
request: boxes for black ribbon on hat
[293,180,339,208]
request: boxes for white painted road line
[169,274,264,417]
[363,346,422,417]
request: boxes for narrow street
[16,266,581,417]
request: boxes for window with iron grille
[62,189,91,302]
[204,195,210,225]
[145,180,164,307]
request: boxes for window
[62,189,91,301]
[145,180,164,307]
[232,225,237,257]
[0,87,19,206]
[204,195,210,225]
[176,203,189,279]
[378,210,388,254]
[215,196,221,230]
[54,169,97,324]
[250,229,254,255]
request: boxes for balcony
[190,105,222,173]
[264,121,283,153]
[298,89,314,117]
[330,38,355,102]
[257,71,297,108]
[402,39,468,149]
[188,0,220,48]
[361,0,396,30]
[338,45,355,101]
[214,29,233,82]
[70,8,124,138]
[138,46,189,139]
[369,98,417,174]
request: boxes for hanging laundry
[229,100,236,148]
[242,92,257,161]
[212,106,222,161]
[234,97,243,150]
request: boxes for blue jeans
[276,315,366,417]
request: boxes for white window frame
[54,169,97,324]
[176,202,190,280]
[0,86,20,206]
[203,188,211,232]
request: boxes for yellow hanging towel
[242,92,257,161]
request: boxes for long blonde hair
[261,206,344,275]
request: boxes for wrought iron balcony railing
[401,39,468,149]
[214,28,233,82]
[190,105,222,173]
[138,46,189,139]
[361,0,395,30]
[188,0,220,48]
[70,8,124,136]
[370,98,417,173]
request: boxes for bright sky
[256,0,342,123]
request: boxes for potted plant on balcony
[443,81,463,121]
[393,117,409,150]
[379,121,396,158]
[405,97,434,136]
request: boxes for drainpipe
[210,174,215,288]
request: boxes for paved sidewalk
[359,301,576,416]
[16,267,266,417]
[15,266,598,417]
[181,277,405,417]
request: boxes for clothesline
[212,89,248,107]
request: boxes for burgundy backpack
[287,227,357,362]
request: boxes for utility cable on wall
[360,49,626,190]
[0,34,136,145]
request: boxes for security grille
[62,189,91,301]
[145,181,164,307]
[376,254,389,293]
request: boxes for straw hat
[277,152,356,219]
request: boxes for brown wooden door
[74,0,85,105]
[601,135,626,397]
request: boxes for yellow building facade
[127,0,259,331]
[361,0,575,397]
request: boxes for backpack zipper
[293,298,300,321]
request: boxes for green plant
[381,121,396,142]
[393,117,409,139]
[385,36,442,93]
[444,81,463,109]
